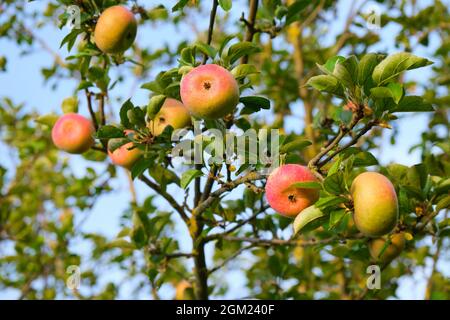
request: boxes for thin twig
[138,175,188,222]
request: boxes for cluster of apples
[52,6,404,264]
[52,6,240,169]
[265,165,403,264]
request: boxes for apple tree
[0,0,448,300]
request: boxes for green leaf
[35,113,59,127]
[372,52,433,85]
[77,80,93,90]
[172,0,189,12]
[231,64,259,80]
[293,205,325,234]
[239,96,270,115]
[131,157,151,180]
[333,60,355,89]
[387,82,404,104]
[127,107,146,127]
[280,138,312,154]
[353,151,379,167]
[141,81,164,94]
[180,169,203,189]
[218,0,232,11]
[392,96,434,112]
[107,138,129,152]
[96,125,124,139]
[286,0,310,25]
[119,99,134,128]
[107,239,135,250]
[147,95,166,121]
[194,42,217,59]
[436,195,450,212]
[61,97,78,114]
[323,56,346,73]
[329,209,347,229]
[225,42,261,65]
[315,196,348,210]
[357,53,381,85]
[323,173,346,194]
[306,75,343,96]
[288,181,322,189]
[370,83,403,104]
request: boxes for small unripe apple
[351,172,398,237]
[52,113,95,154]
[180,64,239,119]
[265,164,320,218]
[369,232,405,264]
[108,130,142,169]
[174,280,195,300]
[94,6,137,54]
[148,98,191,136]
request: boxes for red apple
[51,113,95,154]
[265,164,320,218]
[180,64,239,119]
[108,130,142,169]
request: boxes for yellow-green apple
[148,98,191,136]
[51,113,94,154]
[94,6,137,54]
[351,172,398,237]
[369,232,405,264]
[108,130,142,169]
[180,64,239,119]
[174,280,195,300]
[265,164,320,218]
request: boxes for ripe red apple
[51,113,95,154]
[351,172,398,237]
[148,98,191,136]
[94,6,137,54]
[180,64,239,119]
[108,130,142,169]
[265,164,320,218]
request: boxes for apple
[174,280,195,300]
[180,64,239,119]
[148,98,191,136]
[265,164,320,218]
[94,6,137,54]
[108,130,142,169]
[351,172,398,237]
[369,232,405,264]
[52,113,95,154]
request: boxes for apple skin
[148,98,191,136]
[174,280,195,300]
[108,130,142,169]
[51,113,95,154]
[369,232,405,264]
[94,6,137,54]
[180,64,239,119]
[351,172,399,237]
[265,164,320,218]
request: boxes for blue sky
[0,0,446,299]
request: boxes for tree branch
[240,0,259,64]
[208,244,254,275]
[204,204,269,242]
[194,171,263,217]
[138,175,188,223]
